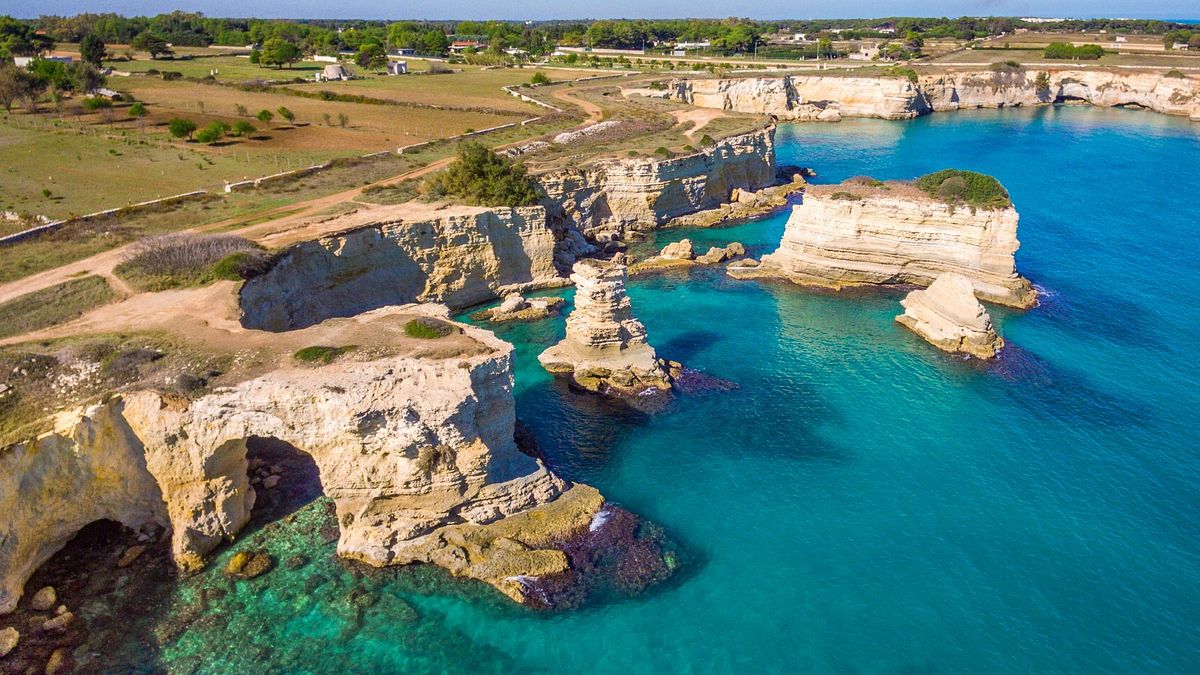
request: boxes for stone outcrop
[470,293,566,322]
[239,205,571,332]
[733,186,1036,308]
[672,70,1200,121]
[537,126,777,244]
[539,260,675,397]
[666,175,806,229]
[631,240,747,275]
[896,273,1005,359]
[0,306,616,612]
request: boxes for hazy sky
[0,0,1196,20]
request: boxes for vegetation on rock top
[114,233,272,292]
[914,169,1011,210]
[404,318,455,339]
[293,345,357,364]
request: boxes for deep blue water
[161,106,1200,673]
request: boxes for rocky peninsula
[732,173,1037,308]
[538,259,677,398]
[896,272,1005,359]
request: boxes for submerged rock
[896,273,1005,359]
[539,259,673,399]
[471,294,566,323]
[224,551,274,580]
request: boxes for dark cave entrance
[244,436,325,525]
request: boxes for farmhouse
[386,60,408,75]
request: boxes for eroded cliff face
[672,70,1200,120]
[240,206,567,332]
[735,191,1036,308]
[0,307,601,612]
[536,126,778,243]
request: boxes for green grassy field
[105,54,327,82]
[0,275,116,339]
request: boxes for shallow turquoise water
[158,107,1200,673]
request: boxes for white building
[316,64,354,81]
[386,60,407,75]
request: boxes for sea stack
[539,259,675,397]
[731,176,1037,308]
[896,273,1005,359]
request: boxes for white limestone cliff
[896,272,1005,359]
[734,187,1036,308]
[537,126,778,243]
[0,307,603,612]
[239,205,570,331]
[538,259,673,396]
[672,70,1200,121]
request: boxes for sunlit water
[150,107,1200,673]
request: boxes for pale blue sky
[0,0,1195,20]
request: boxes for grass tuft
[404,317,454,339]
[293,345,357,364]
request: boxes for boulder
[896,273,1005,359]
[659,239,695,260]
[29,587,55,611]
[40,611,73,633]
[498,293,528,314]
[0,626,17,657]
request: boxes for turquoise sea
[133,106,1200,673]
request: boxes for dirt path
[669,108,727,137]
[551,87,605,123]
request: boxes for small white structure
[850,43,881,61]
[1115,36,1128,43]
[313,54,339,63]
[386,60,408,75]
[316,63,354,81]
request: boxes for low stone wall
[0,191,210,247]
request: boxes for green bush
[232,120,256,136]
[421,142,540,207]
[699,134,715,147]
[1165,69,1186,79]
[830,191,862,201]
[211,251,273,280]
[1044,43,1105,60]
[404,317,454,339]
[167,118,197,139]
[654,146,674,158]
[914,169,1011,209]
[529,71,550,85]
[294,345,357,364]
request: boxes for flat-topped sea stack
[539,259,676,397]
[731,171,1036,308]
[897,273,1005,359]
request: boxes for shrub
[115,233,262,291]
[654,146,674,158]
[421,141,540,207]
[211,251,273,280]
[195,121,227,144]
[846,176,885,187]
[404,317,454,339]
[161,71,183,80]
[232,120,256,136]
[427,61,451,74]
[1166,69,1186,79]
[276,106,295,124]
[914,169,1011,209]
[82,97,112,111]
[293,345,357,364]
[699,134,716,147]
[529,71,550,85]
[1034,72,1052,93]
[129,102,147,117]
[1044,43,1104,60]
[167,117,197,139]
[830,191,862,201]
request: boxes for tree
[276,106,294,125]
[132,32,173,59]
[0,63,28,112]
[419,30,449,57]
[195,121,228,144]
[232,120,256,136]
[256,108,274,127]
[168,117,197,140]
[421,141,541,207]
[259,37,301,69]
[80,33,106,68]
[356,42,387,70]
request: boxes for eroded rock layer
[672,70,1200,121]
[539,260,673,397]
[0,307,607,612]
[239,205,567,332]
[735,191,1036,308]
[896,272,1005,359]
[537,126,777,243]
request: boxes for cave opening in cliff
[245,436,325,524]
